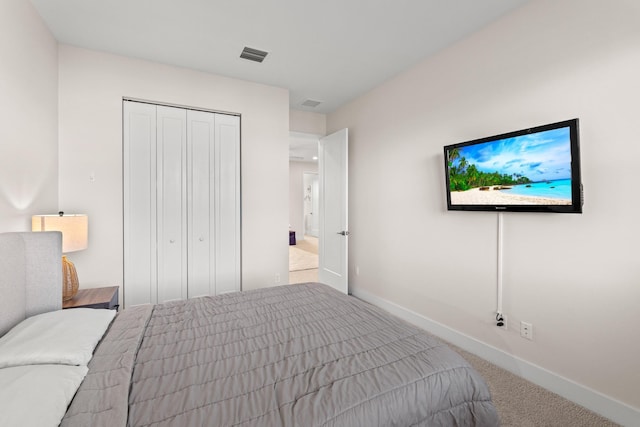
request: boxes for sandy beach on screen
[450,187,571,205]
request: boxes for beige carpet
[289,236,318,272]
[451,344,620,427]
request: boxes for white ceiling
[30,0,528,115]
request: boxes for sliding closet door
[123,101,157,307]
[214,114,241,294]
[156,106,188,303]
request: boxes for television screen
[444,119,582,213]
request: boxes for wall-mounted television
[444,119,582,213]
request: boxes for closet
[123,100,240,307]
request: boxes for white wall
[0,0,58,232]
[58,45,290,294]
[329,0,640,419]
[289,161,318,240]
[290,110,326,135]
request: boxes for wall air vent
[240,46,268,63]
[301,99,322,108]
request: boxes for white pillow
[0,308,115,368]
[0,364,88,427]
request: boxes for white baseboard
[350,286,640,427]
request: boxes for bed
[0,232,499,426]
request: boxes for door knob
[336,231,350,236]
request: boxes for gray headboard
[0,231,62,336]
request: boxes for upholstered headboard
[0,231,62,336]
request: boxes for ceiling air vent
[240,46,268,63]
[301,99,322,108]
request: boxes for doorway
[288,129,348,290]
[289,171,319,283]
[289,133,320,283]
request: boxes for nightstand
[63,286,119,311]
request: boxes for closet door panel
[124,101,241,307]
[187,110,215,298]
[123,101,157,307]
[215,114,241,294]
[157,106,187,303]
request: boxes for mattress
[62,283,499,426]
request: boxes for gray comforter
[63,283,499,426]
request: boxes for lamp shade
[32,214,88,253]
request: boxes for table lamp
[32,212,88,301]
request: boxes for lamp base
[62,255,79,301]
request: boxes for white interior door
[213,113,241,294]
[187,109,215,299]
[187,111,241,297]
[156,106,188,303]
[123,101,157,307]
[318,128,348,294]
[124,100,241,307]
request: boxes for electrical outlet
[520,321,533,340]
[496,313,507,329]
[275,273,280,284]
[499,315,507,329]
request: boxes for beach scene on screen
[447,127,573,205]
